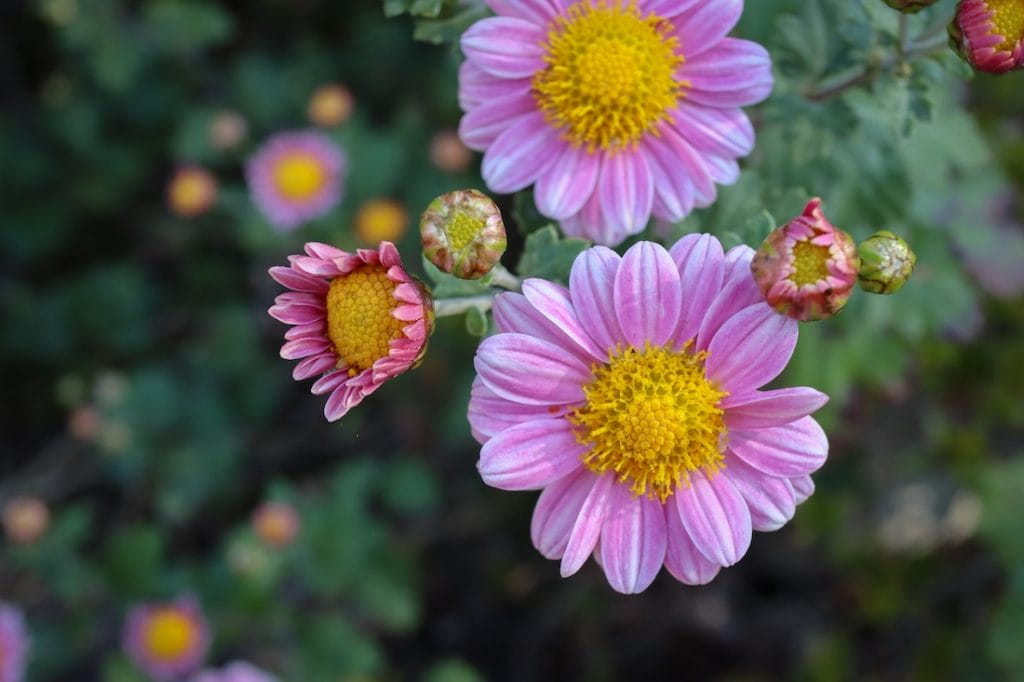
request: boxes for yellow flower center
[169,171,213,215]
[325,265,404,374]
[987,0,1024,50]
[355,200,408,243]
[570,343,728,502]
[791,241,832,287]
[532,0,684,152]
[143,609,196,661]
[273,153,327,201]
[446,211,486,252]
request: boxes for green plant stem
[487,263,521,291]
[434,294,495,318]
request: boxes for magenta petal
[671,106,754,159]
[729,416,829,478]
[724,455,796,532]
[468,378,559,444]
[705,303,798,393]
[491,292,596,365]
[669,233,725,346]
[672,0,742,58]
[478,418,585,490]
[664,503,721,585]
[461,17,547,79]
[675,471,752,567]
[681,39,774,108]
[569,246,624,352]
[642,134,696,222]
[482,112,562,193]
[483,0,560,25]
[292,353,336,381]
[600,486,667,594]
[522,279,607,361]
[695,245,761,350]
[534,145,601,220]
[458,90,537,151]
[646,123,716,213]
[280,338,331,360]
[791,475,815,505]
[531,468,598,559]
[598,150,654,239]
[561,472,615,577]
[268,266,329,293]
[723,387,829,429]
[324,384,364,422]
[614,241,682,348]
[475,333,592,406]
[561,188,625,246]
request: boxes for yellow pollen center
[533,0,683,151]
[987,0,1024,50]
[170,173,212,212]
[273,153,327,201]
[570,343,728,502]
[446,212,485,252]
[325,265,404,374]
[791,241,832,287]
[143,610,196,661]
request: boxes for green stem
[434,294,495,318]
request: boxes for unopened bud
[948,1,1024,75]
[252,501,300,549]
[167,166,217,218]
[421,190,506,280]
[857,231,917,294]
[308,84,354,128]
[880,0,939,12]
[429,130,473,174]
[3,496,50,545]
[751,198,860,322]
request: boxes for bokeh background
[2,0,1023,679]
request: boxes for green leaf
[516,225,590,282]
[464,306,489,337]
[422,258,492,299]
[425,659,487,682]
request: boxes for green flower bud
[880,0,939,12]
[857,231,917,294]
[420,189,507,280]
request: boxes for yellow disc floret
[143,609,196,661]
[325,265,404,374]
[790,241,832,287]
[570,343,728,501]
[987,0,1024,50]
[446,211,486,253]
[533,0,684,151]
[273,153,327,200]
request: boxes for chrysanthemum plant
[266,0,1016,593]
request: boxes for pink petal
[598,150,654,240]
[268,266,328,293]
[664,503,721,585]
[705,303,798,393]
[560,189,626,247]
[280,338,331,360]
[600,486,667,594]
[468,378,564,444]
[475,332,592,406]
[458,90,537,151]
[522,279,606,362]
[561,472,615,577]
[695,244,761,350]
[681,39,774,108]
[671,106,755,159]
[323,384,365,422]
[723,455,796,532]
[671,0,742,58]
[614,241,682,348]
[675,471,752,567]
[478,418,585,490]
[461,17,547,79]
[569,246,624,352]
[534,145,601,220]
[722,387,829,429]
[644,122,716,217]
[482,112,562,193]
[643,0,702,19]
[531,468,598,559]
[791,475,815,505]
[669,233,725,347]
[292,353,336,381]
[483,0,561,25]
[729,416,828,478]
[492,292,597,365]
[268,303,325,326]
[459,61,528,111]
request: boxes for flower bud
[252,501,300,549]
[167,166,218,218]
[3,496,50,545]
[308,84,354,128]
[420,189,507,280]
[429,130,473,174]
[857,231,917,294]
[751,198,860,322]
[949,0,1024,74]
[880,0,939,12]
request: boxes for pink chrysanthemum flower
[0,602,29,682]
[950,0,1024,73]
[246,131,346,231]
[190,661,278,682]
[469,234,828,593]
[457,0,772,247]
[268,241,434,422]
[123,596,210,680]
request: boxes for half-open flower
[949,0,1024,74]
[269,242,433,422]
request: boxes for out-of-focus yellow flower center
[570,343,727,501]
[355,200,408,243]
[987,0,1024,50]
[273,153,327,201]
[791,241,832,287]
[308,85,354,127]
[169,170,215,216]
[533,0,683,152]
[446,211,485,252]
[143,609,196,661]
[325,265,404,374]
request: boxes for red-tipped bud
[949,0,1024,74]
[420,190,507,280]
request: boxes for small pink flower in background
[2,497,50,545]
[0,602,29,682]
[458,0,772,247]
[190,661,278,682]
[246,131,346,231]
[751,198,860,322]
[268,242,434,422]
[123,596,210,680]
[469,235,828,593]
[251,501,300,549]
[949,0,1024,73]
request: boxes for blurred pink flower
[950,0,1024,74]
[469,235,828,593]
[0,602,29,682]
[457,0,772,246]
[123,596,210,680]
[246,131,346,231]
[268,242,434,422]
[190,661,278,682]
